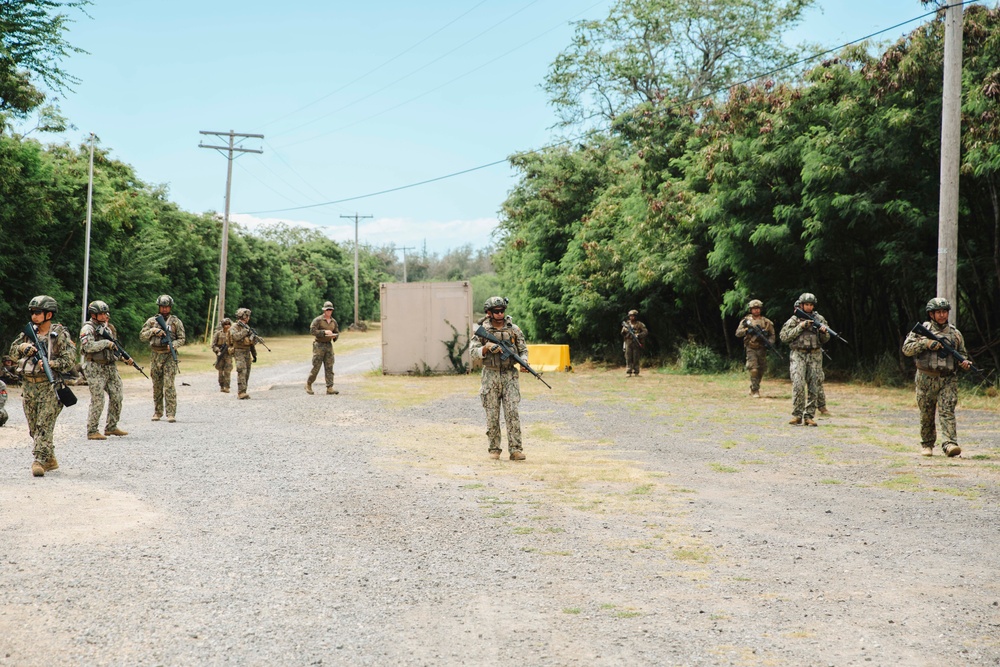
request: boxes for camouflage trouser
[216,355,232,390]
[745,347,767,392]
[915,372,959,448]
[22,380,62,463]
[816,366,826,410]
[624,342,642,375]
[308,342,335,388]
[789,348,823,419]
[0,380,8,427]
[233,349,253,394]
[83,361,123,433]
[150,351,178,417]
[480,368,522,453]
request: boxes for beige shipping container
[380,281,473,375]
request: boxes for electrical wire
[240,2,971,216]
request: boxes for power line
[241,4,964,217]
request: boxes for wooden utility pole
[341,213,373,329]
[199,130,263,324]
[397,246,415,283]
[936,2,963,320]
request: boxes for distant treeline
[0,134,496,347]
[495,6,1000,376]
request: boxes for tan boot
[327,387,339,395]
[818,407,831,416]
[166,416,176,423]
[944,443,962,457]
[305,382,314,395]
[151,413,162,422]
[221,387,230,393]
[43,456,59,472]
[788,417,802,425]
[803,418,818,427]
[921,446,934,457]
[489,451,501,460]
[88,431,108,441]
[238,392,250,400]
[105,428,128,437]
[509,451,526,461]
[31,461,45,477]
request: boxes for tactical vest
[788,316,822,351]
[914,321,959,374]
[150,316,180,353]
[16,323,68,375]
[81,322,117,364]
[743,317,772,350]
[481,326,519,371]
[228,322,254,349]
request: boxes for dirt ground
[0,345,998,666]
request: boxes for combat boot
[221,387,230,393]
[151,413,162,422]
[510,451,526,461]
[105,428,128,437]
[803,418,818,427]
[489,451,501,460]
[750,390,761,398]
[788,417,802,425]
[305,382,314,395]
[327,387,339,395]
[88,431,107,440]
[944,443,962,457]
[818,407,831,416]
[921,446,934,457]
[31,460,44,477]
[166,416,176,423]
[238,392,250,400]
[43,456,58,472]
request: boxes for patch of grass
[929,486,979,499]
[599,603,617,610]
[487,509,512,518]
[615,610,642,619]
[879,473,921,492]
[708,463,739,473]
[512,526,534,535]
[542,527,565,534]
[818,479,842,485]
[562,608,582,615]
[673,547,711,563]
[739,459,767,465]
[630,484,653,495]
[461,483,485,490]
[721,440,739,450]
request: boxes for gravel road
[1,345,998,667]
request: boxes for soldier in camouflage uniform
[0,379,8,427]
[621,309,648,377]
[2,355,21,386]
[79,300,130,440]
[8,295,77,476]
[735,299,775,398]
[780,293,830,426]
[902,297,972,457]
[306,301,339,395]
[212,318,233,393]
[229,308,258,399]
[140,294,186,422]
[471,296,529,461]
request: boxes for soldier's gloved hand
[928,340,942,351]
[103,340,117,350]
[18,343,36,356]
[151,328,164,337]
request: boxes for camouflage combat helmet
[235,307,251,319]
[798,292,817,306]
[484,296,508,312]
[221,318,232,326]
[322,301,334,311]
[747,299,763,310]
[628,309,639,316]
[28,295,58,313]
[157,294,174,307]
[88,300,110,315]
[926,297,951,313]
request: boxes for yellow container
[527,344,571,372]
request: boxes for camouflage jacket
[310,314,339,343]
[228,320,257,350]
[621,320,648,348]
[902,320,968,374]
[9,323,77,377]
[780,312,830,351]
[80,320,118,364]
[471,315,528,371]
[140,314,186,353]
[735,316,775,350]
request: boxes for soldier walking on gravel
[8,295,77,476]
[621,309,648,377]
[902,298,972,457]
[79,301,130,440]
[307,301,339,395]
[229,308,259,399]
[471,296,529,461]
[735,299,775,398]
[780,293,830,426]
[140,295,186,422]
[212,318,233,393]
[0,378,8,427]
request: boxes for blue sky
[27,0,983,254]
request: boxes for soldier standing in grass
[307,301,339,395]
[471,296,528,461]
[229,308,258,400]
[79,300,130,440]
[140,294,186,422]
[735,299,775,398]
[780,293,829,426]
[8,296,77,476]
[902,297,971,457]
[621,309,648,377]
[212,318,233,393]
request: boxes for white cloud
[229,213,498,254]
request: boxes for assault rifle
[910,322,988,381]
[155,314,179,364]
[744,320,783,359]
[98,326,149,379]
[793,307,849,344]
[22,323,77,406]
[215,343,229,369]
[622,320,644,349]
[245,324,271,352]
[474,324,552,389]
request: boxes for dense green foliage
[498,5,1000,374]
